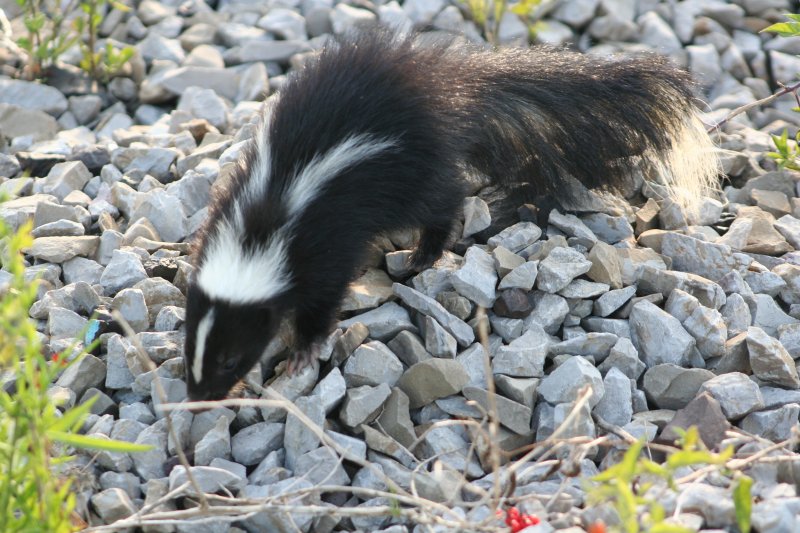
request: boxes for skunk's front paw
[286,345,320,375]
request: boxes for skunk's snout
[186,382,226,403]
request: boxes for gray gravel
[4,0,800,530]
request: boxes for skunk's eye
[222,359,237,373]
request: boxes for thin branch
[110,310,208,509]
[707,79,800,133]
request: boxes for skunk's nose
[187,385,226,404]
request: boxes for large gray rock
[451,246,498,307]
[487,221,542,252]
[339,383,392,427]
[26,236,98,263]
[698,372,765,420]
[376,388,416,448]
[392,283,474,346]
[683,305,727,359]
[100,249,148,295]
[740,403,800,442]
[133,277,186,323]
[498,260,539,291]
[463,386,533,435]
[231,422,284,466]
[660,232,750,281]
[642,364,714,410]
[597,337,645,380]
[550,332,618,361]
[340,268,393,313]
[0,79,68,116]
[284,396,325,471]
[536,246,593,293]
[398,359,469,408]
[527,292,570,334]
[132,419,169,480]
[55,354,106,398]
[257,7,308,40]
[538,355,605,407]
[549,210,597,242]
[462,196,491,237]
[168,465,245,495]
[44,161,92,200]
[194,416,231,466]
[112,288,149,332]
[424,315,457,358]
[593,285,637,317]
[592,367,633,427]
[339,301,414,341]
[343,341,404,387]
[630,300,695,367]
[130,190,188,243]
[752,294,798,336]
[747,327,800,389]
[90,488,136,525]
[310,367,347,414]
[492,327,550,377]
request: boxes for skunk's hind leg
[407,185,463,271]
[408,222,454,271]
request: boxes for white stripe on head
[285,134,397,217]
[197,218,292,304]
[193,307,215,384]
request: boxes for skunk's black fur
[184,28,718,401]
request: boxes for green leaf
[638,458,670,479]
[511,0,541,15]
[650,524,697,533]
[109,0,131,11]
[733,476,753,533]
[786,13,800,22]
[761,21,800,36]
[34,42,51,60]
[49,396,94,433]
[16,36,32,51]
[24,13,46,33]
[772,132,788,152]
[47,431,154,452]
[667,449,717,468]
[117,46,134,62]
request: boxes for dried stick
[706,79,800,133]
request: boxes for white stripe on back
[240,95,279,210]
[192,308,215,384]
[285,134,397,217]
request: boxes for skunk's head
[184,283,281,401]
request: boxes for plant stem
[707,79,800,132]
[0,420,19,532]
[87,0,97,78]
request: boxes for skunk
[184,28,719,401]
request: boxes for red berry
[587,522,607,533]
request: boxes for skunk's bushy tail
[450,43,719,214]
[327,29,719,216]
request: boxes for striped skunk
[183,27,719,401]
